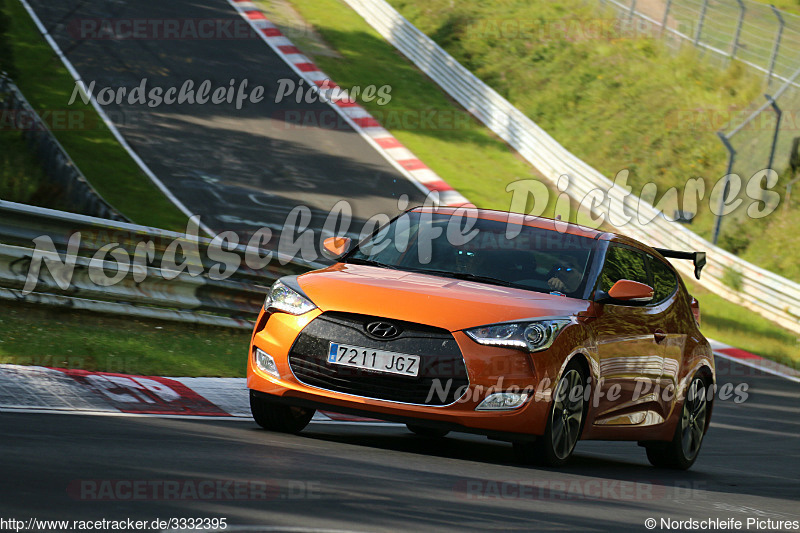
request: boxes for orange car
[248,207,714,469]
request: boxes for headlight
[263,280,316,315]
[465,319,571,352]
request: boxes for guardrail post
[629,0,637,21]
[731,0,745,59]
[713,132,736,245]
[766,94,782,172]
[784,137,800,211]
[660,0,673,36]
[694,0,709,46]
[768,5,785,86]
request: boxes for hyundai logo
[365,321,401,339]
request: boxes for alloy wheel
[550,369,585,460]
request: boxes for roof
[410,206,609,240]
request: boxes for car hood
[296,264,591,331]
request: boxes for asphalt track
[26,0,427,239]
[0,356,797,532]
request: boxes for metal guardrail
[344,0,800,334]
[0,76,128,222]
[0,201,323,329]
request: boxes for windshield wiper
[448,272,517,287]
[342,257,394,269]
[344,261,518,288]
[403,267,516,288]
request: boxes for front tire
[250,391,315,434]
[515,361,587,466]
[645,374,710,470]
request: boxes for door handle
[654,329,667,343]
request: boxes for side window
[649,256,678,303]
[598,245,648,293]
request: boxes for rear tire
[406,424,449,438]
[645,374,710,470]
[514,360,587,466]
[250,391,315,434]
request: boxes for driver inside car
[547,259,583,293]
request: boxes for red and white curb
[1,342,797,420]
[0,365,389,423]
[227,0,471,208]
[709,340,800,384]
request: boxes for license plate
[327,343,421,377]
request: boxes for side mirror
[322,236,352,259]
[606,279,654,303]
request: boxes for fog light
[254,348,280,378]
[476,392,529,411]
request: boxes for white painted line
[0,407,248,420]
[17,0,214,235]
[713,350,800,384]
[710,421,800,438]
[0,406,401,426]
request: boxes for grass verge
[1,0,188,231]
[0,131,72,211]
[685,280,800,368]
[0,303,250,377]
[752,0,800,15]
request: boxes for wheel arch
[552,349,595,395]
[556,350,594,435]
[694,364,715,433]
[675,361,715,435]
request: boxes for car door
[646,254,685,417]
[591,244,665,426]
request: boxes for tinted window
[345,211,598,297]
[598,245,648,293]
[649,256,678,303]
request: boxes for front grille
[288,312,469,406]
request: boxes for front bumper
[247,309,554,438]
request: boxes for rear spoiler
[653,248,706,280]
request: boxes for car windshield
[343,210,598,298]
